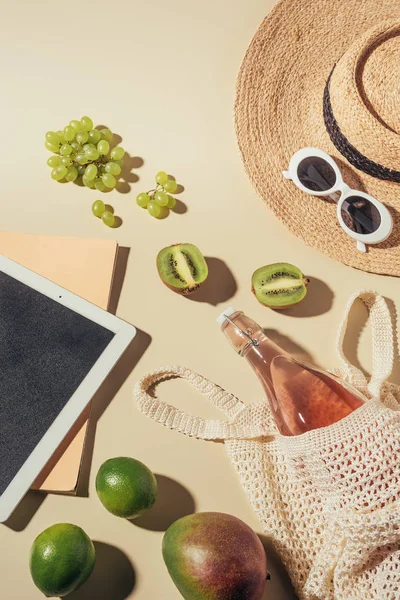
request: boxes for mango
[162,512,267,599]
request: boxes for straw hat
[235,0,400,276]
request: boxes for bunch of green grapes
[136,171,178,218]
[45,116,125,191]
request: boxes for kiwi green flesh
[157,244,208,293]
[252,262,307,308]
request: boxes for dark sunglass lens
[340,196,381,235]
[297,157,337,192]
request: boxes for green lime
[30,523,95,597]
[96,457,158,519]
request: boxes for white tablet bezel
[0,254,136,522]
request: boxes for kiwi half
[157,243,208,294]
[252,262,309,309]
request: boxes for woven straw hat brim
[235,0,400,276]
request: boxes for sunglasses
[283,148,393,253]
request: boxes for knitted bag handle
[134,365,270,440]
[135,291,394,439]
[336,290,394,397]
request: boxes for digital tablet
[0,254,136,522]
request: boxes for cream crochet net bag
[134,291,400,600]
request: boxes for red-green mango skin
[162,512,267,600]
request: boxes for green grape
[47,155,60,168]
[86,147,100,161]
[45,141,60,153]
[167,195,176,209]
[155,190,169,206]
[94,178,106,192]
[83,176,95,189]
[101,211,115,227]
[70,141,79,150]
[69,119,81,132]
[75,153,87,164]
[97,140,110,155]
[85,164,97,181]
[88,129,102,144]
[57,165,68,178]
[66,166,78,182]
[102,172,116,188]
[155,171,168,185]
[99,128,113,142]
[46,131,60,145]
[80,116,94,131]
[51,165,68,181]
[60,144,73,156]
[60,156,72,166]
[57,131,66,143]
[155,206,169,219]
[64,126,76,142]
[110,146,125,160]
[147,200,161,218]
[164,179,178,193]
[83,143,95,152]
[136,192,150,208]
[77,165,86,176]
[92,199,106,217]
[76,130,89,144]
[105,162,121,176]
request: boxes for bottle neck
[242,333,286,381]
[221,311,291,432]
[221,312,287,378]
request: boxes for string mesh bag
[134,291,400,599]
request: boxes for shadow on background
[171,199,187,214]
[188,257,237,306]
[262,329,317,367]
[119,153,144,190]
[341,297,370,377]
[69,541,135,600]
[109,247,130,315]
[4,491,46,532]
[282,277,333,317]
[77,328,151,497]
[132,475,195,532]
[258,535,299,600]
[111,216,123,228]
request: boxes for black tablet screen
[0,270,115,495]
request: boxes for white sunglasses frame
[283,147,393,253]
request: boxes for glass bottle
[218,308,365,436]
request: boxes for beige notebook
[0,232,118,494]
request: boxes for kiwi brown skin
[157,243,208,296]
[251,263,309,310]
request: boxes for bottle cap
[216,306,237,326]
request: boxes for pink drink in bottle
[218,308,365,435]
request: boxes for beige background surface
[1,1,400,598]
